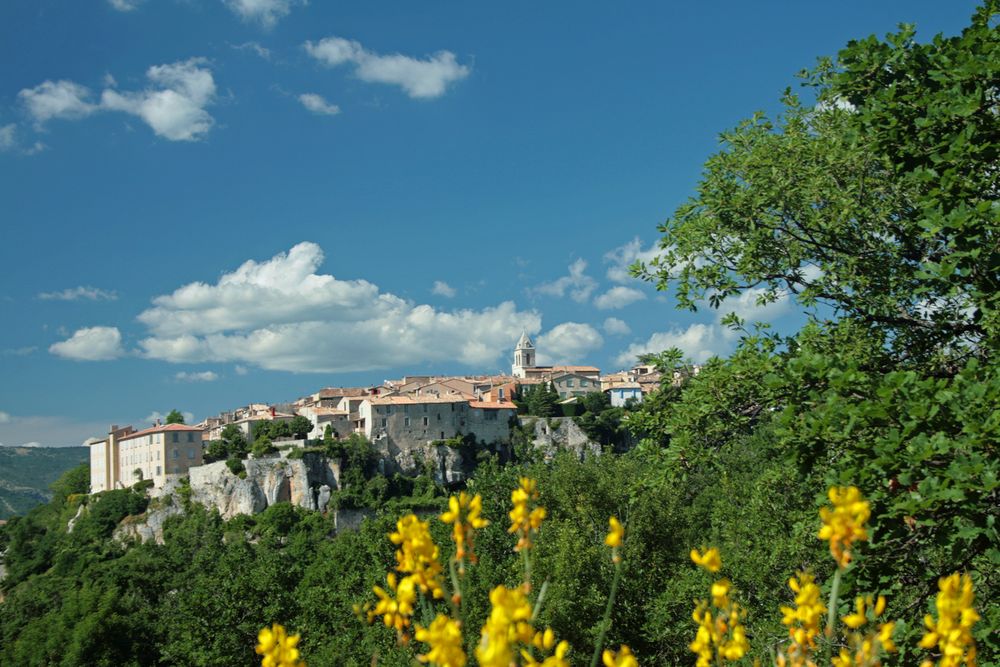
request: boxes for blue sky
[0,0,980,446]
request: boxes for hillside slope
[0,446,88,519]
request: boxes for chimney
[270,406,276,417]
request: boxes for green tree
[165,409,185,425]
[289,415,313,440]
[638,3,999,369]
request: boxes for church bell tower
[512,331,535,378]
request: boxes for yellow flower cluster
[390,513,445,599]
[371,572,417,635]
[776,572,825,667]
[689,550,749,666]
[818,486,870,569]
[831,595,896,667]
[441,491,489,569]
[918,572,980,667]
[415,614,467,667]
[255,624,306,667]
[606,516,624,563]
[602,644,639,667]
[509,477,547,552]
[475,584,569,667]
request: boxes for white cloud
[305,36,470,99]
[108,0,143,11]
[144,410,195,424]
[49,326,124,361]
[100,58,217,141]
[615,323,729,367]
[432,280,456,298]
[137,242,540,372]
[602,317,631,336]
[0,124,15,151]
[0,411,10,424]
[533,258,597,303]
[298,93,340,116]
[232,41,271,60]
[536,322,603,366]
[18,80,98,124]
[224,0,301,28]
[604,238,663,283]
[234,365,249,375]
[38,286,118,301]
[594,286,646,310]
[175,371,219,382]
[716,287,791,323]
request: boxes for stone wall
[521,416,601,461]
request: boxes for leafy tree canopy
[165,409,185,425]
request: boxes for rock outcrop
[522,416,601,461]
[188,453,339,520]
[114,502,184,545]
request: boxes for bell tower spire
[512,331,535,378]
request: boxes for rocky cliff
[521,416,602,461]
[188,453,339,520]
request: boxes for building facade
[88,423,204,492]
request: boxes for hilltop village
[86,333,685,495]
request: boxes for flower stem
[589,559,623,667]
[825,567,843,663]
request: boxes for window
[156,451,160,460]
[422,416,429,427]
[188,449,195,459]
[173,449,180,459]
[172,432,179,443]
[440,431,445,439]
[580,379,588,387]
[565,379,574,387]
[436,413,441,422]
[156,466,161,475]
[498,388,505,400]
[187,432,194,442]
[485,410,497,421]
[404,417,411,427]
[381,418,387,428]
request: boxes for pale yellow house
[88,423,204,492]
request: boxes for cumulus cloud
[18,80,97,125]
[144,410,195,424]
[137,242,540,373]
[305,36,470,99]
[716,287,791,323]
[594,286,646,310]
[603,317,631,336]
[49,326,124,361]
[100,58,217,141]
[536,322,603,366]
[19,59,218,142]
[175,371,218,382]
[615,323,728,367]
[298,93,340,116]
[38,286,118,301]
[224,0,301,28]
[604,238,663,283]
[533,259,597,303]
[432,281,456,298]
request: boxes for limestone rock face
[188,453,339,520]
[114,502,184,545]
[523,416,601,461]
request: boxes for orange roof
[118,423,201,442]
[468,401,518,410]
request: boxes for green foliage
[225,457,245,476]
[165,409,185,425]
[522,382,559,417]
[289,416,313,440]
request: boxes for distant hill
[0,446,89,519]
